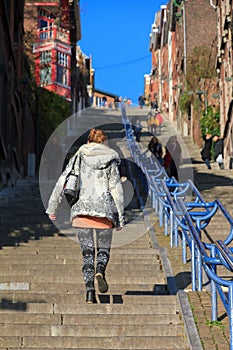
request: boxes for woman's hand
[48,214,56,221]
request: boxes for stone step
[62,312,180,325]
[14,239,151,249]
[0,255,159,264]
[0,253,81,259]
[0,349,189,350]
[0,293,173,305]
[0,335,187,349]
[0,247,159,259]
[0,302,177,315]
[0,260,161,269]
[0,274,165,284]
[0,257,159,265]
[0,312,180,326]
[53,303,177,315]
[0,265,162,276]
[0,323,184,337]
[0,262,161,272]
[0,247,81,253]
[0,282,166,294]
[0,258,78,265]
[0,248,158,256]
[4,243,152,250]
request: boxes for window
[38,10,54,20]
[38,9,54,40]
[39,19,48,40]
[40,66,51,85]
[56,51,69,86]
[39,19,47,29]
[40,51,51,64]
[57,52,68,67]
[57,66,68,86]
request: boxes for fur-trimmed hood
[78,143,120,170]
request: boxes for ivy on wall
[199,106,220,137]
[179,45,218,121]
[179,90,193,113]
[23,51,71,153]
[37,87,70,148]
[186,46,217,90]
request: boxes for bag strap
[70,154,78,174]
[65,153,80,180]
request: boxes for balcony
[36,26,70,44]
[56,28,70,43]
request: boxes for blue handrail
[177,199,233,350]
[122,109,233,349]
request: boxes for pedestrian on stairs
[200,134,213,170]
[213,135,224,169]
[132,116,142,142]
[46,128,125,304]
[148,136,163,165]
[165,135,182,181]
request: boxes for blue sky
[79,0,166,105]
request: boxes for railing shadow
[0,299,27,311]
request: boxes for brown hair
[88,128,107,144]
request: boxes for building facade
[93,89,118,108]
[214,0,233,168]
[33,5,72,100]
[24,0,89,113]
[148,0,217,145]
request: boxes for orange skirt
[72,215,113,229]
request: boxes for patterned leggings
[76,228,113,292]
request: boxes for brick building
[0,0,36,187]
[148,0,217,143]
[149,7,165,109]
[156,0,233,168]
[24,0,90,113]
[33,4,72,100]
[93,89,118,108]
[214,0,233,168]
[144,74,151,104]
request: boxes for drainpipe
[158,49,162,106]
[210,0,217,10]
[183,1,187,87]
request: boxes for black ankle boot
[95,272,108,293]
[86,290,97,304]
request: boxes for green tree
[179,90,193,114]
[37,87,70,149]
[173,0,183,6]
[199,106,220,137]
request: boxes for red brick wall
[185,0,217,56]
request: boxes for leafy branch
[199,106,220,137]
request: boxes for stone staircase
[0,177,189,349]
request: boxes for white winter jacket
[46,142,125,227]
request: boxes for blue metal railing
[122,107,233,349]
[178,199,233,350]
